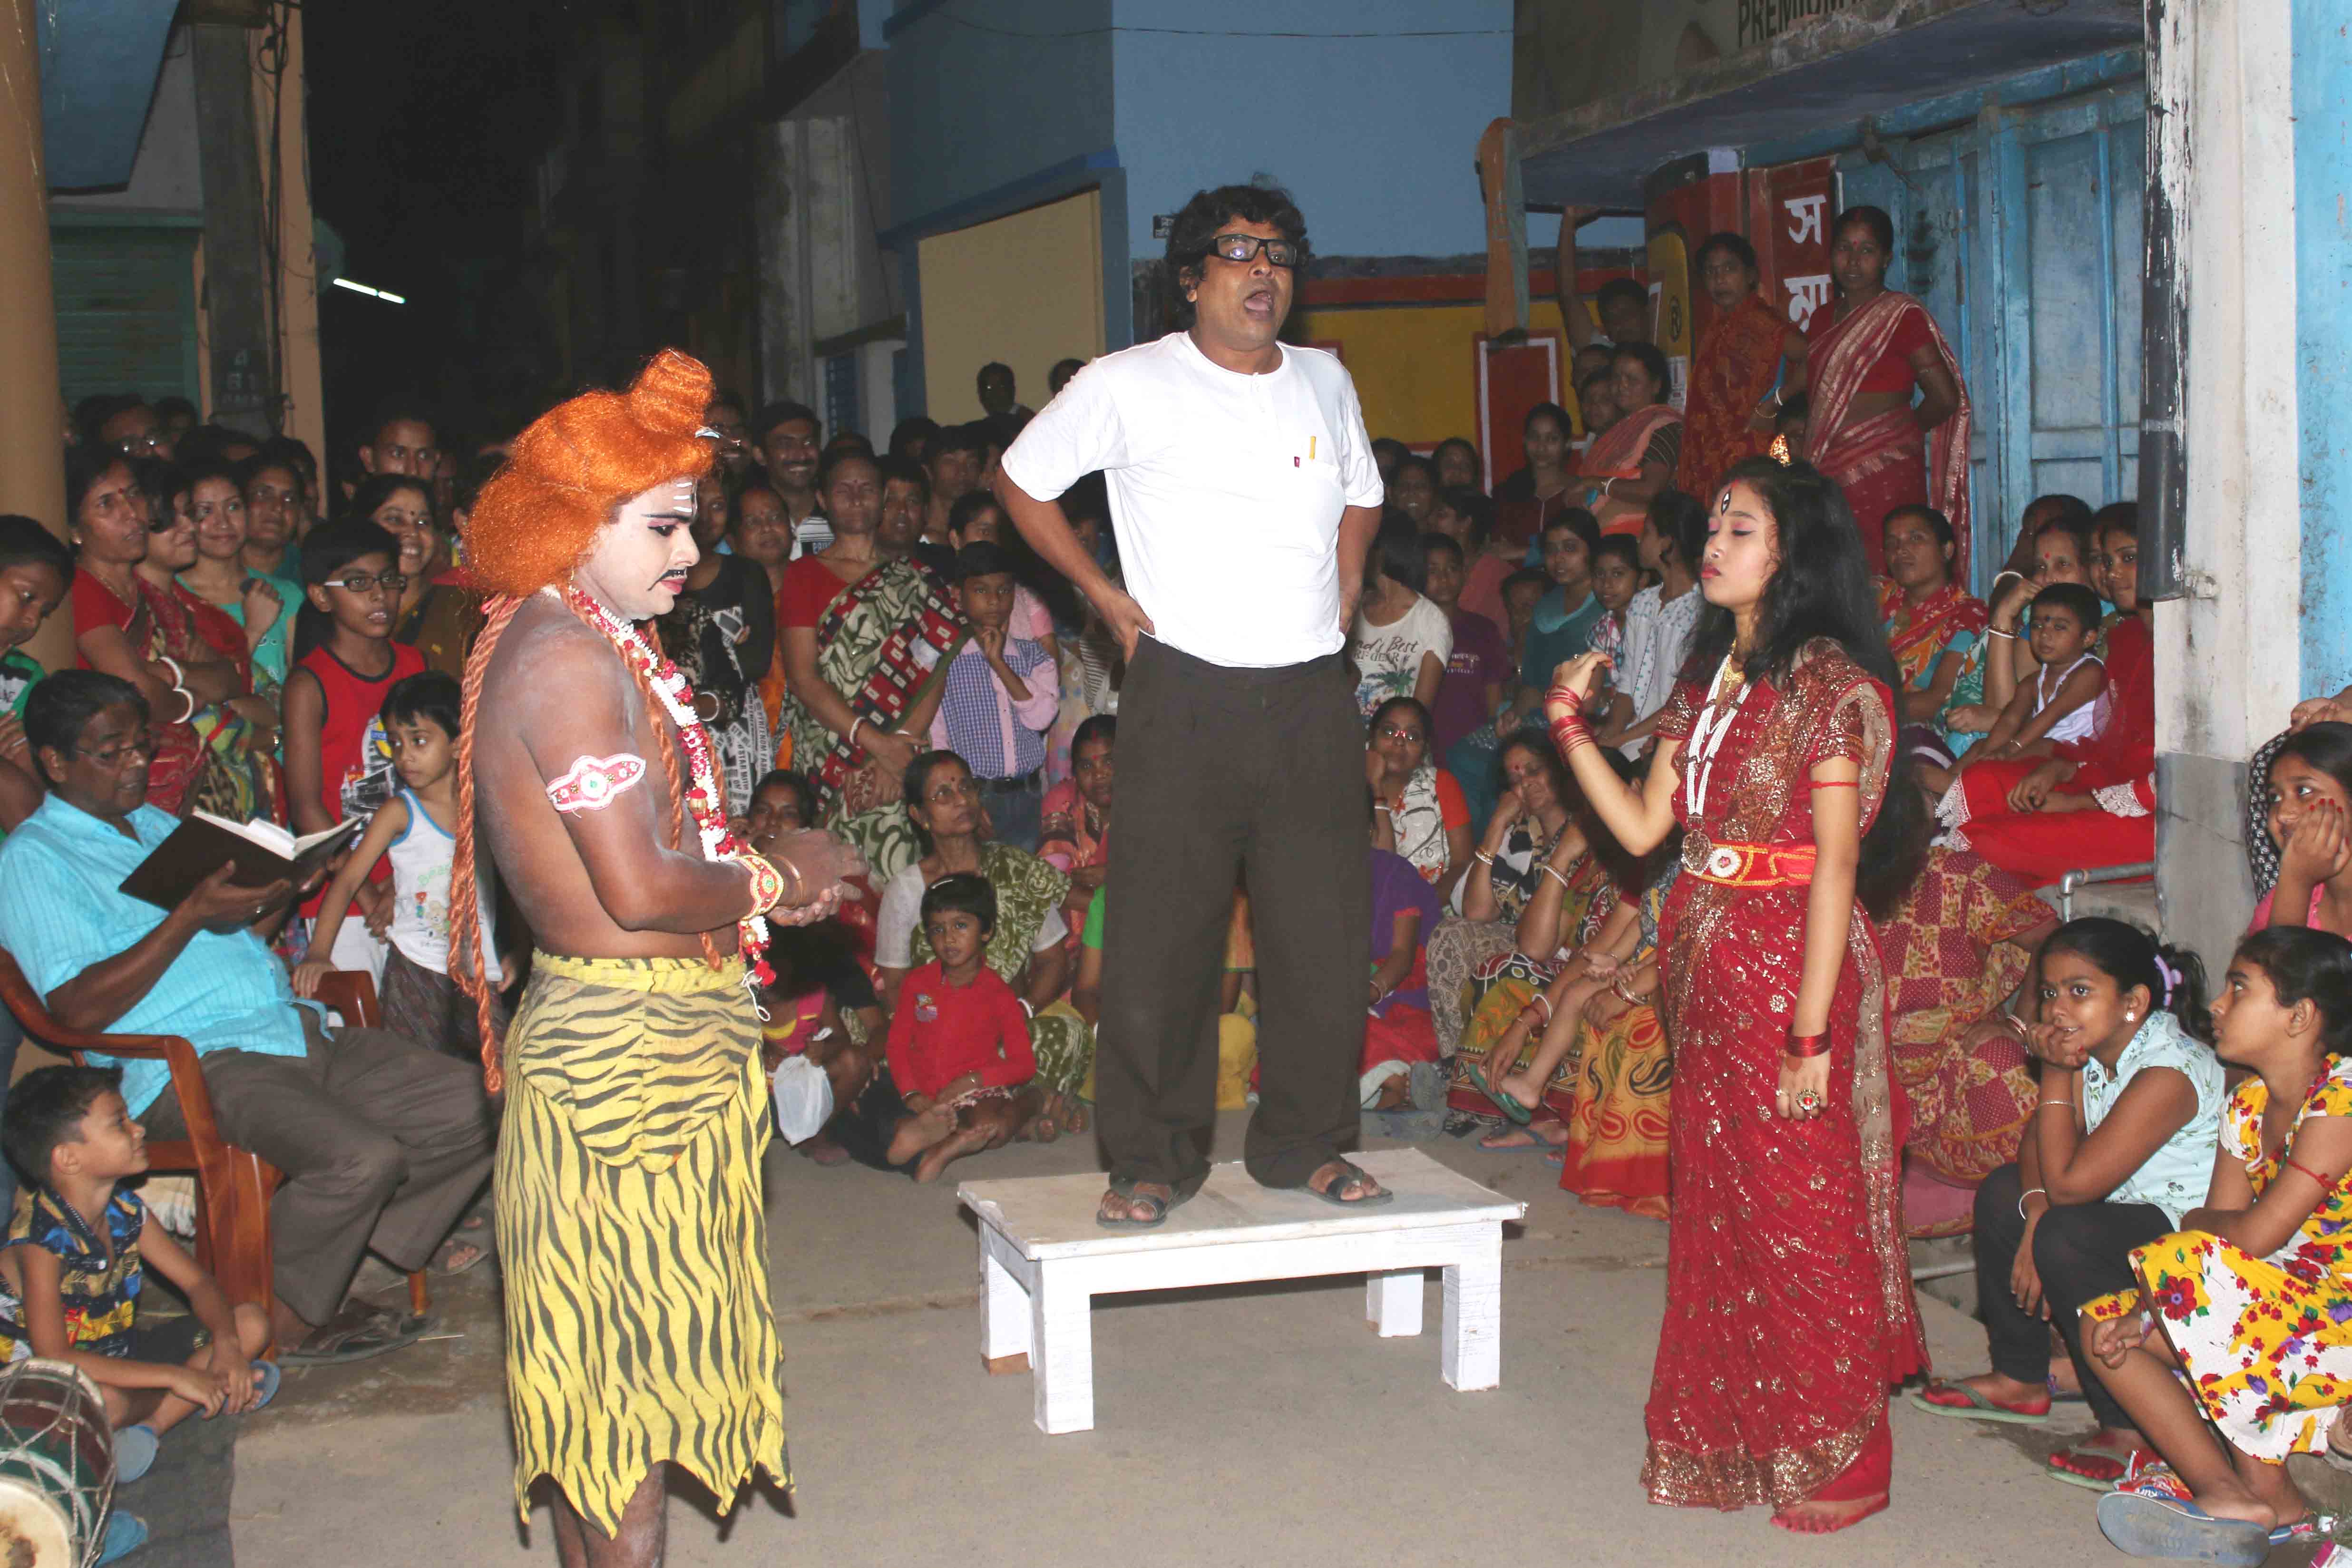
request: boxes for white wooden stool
[956,1146,1525,1434]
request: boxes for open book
[119,811,363,911]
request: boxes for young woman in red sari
[1578,342,1683,536]
[1801,207,1970,577]
[1677,232,1802,499]
[1544,454,1930,1534]
[1938,506,2153,886]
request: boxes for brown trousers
[1096,637,1369,1193]
[142,1010,496,1324]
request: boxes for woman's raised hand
[1544,653,1612,720]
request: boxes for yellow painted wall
[919,189,1106,422]
[1293,296,1585,449]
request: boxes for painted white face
[574,477,700,621]
[1701,479,1779,615]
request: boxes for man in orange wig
[449,349,859,1564]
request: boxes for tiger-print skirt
[498,951,788,1532]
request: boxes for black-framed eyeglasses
[329,571,409,593]
[1208,233,1300,268]
[76,732,155,768]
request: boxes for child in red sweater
[872,873,1041,1182]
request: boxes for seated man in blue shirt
[0,672,494,1366]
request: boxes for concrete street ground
[229,1114,2332,1567]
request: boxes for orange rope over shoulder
[451,594,522,1092]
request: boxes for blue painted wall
[2294,0,2352,700]
[1108,0,1511,259]
[885,0,1116,235]
[37,0,180,190]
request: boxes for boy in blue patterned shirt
[0,1067,274,1487]
[927,542,1060,849]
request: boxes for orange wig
[463,348,716,598]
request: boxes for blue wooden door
[1834,82,2147,592]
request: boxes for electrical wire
[925,10,1507,41]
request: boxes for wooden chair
[0,949,428,1319]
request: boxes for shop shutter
[49,224,201,410]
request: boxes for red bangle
[1785,1030,1832,1058]
[1809,779,1859,790]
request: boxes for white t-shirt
[1001,332,1384,669]
[1349,593,1453,718]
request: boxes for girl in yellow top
[2085,925,2352,1563]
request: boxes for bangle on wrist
[158,655,183,686]
[171,686,196,724]
[2018,1186,2048,1219]
[1785,1029,1831,1058]
[1473,848,1496,867]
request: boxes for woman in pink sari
[1801,206,1970,577]
[1543,455,1929,1535]
[1577,343,1684,536]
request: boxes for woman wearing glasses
[283,521,425,974]
[64,448,250,815]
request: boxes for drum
[0,1357,114,1567]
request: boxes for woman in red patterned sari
[1677,232,1803,499]
[1544,455,1929,1534]
[1804,206,1970,578]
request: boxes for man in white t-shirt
[998,183,1390,1225]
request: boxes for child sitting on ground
[293,671,510,1069]
[1911,919,2223,1489]
[839,874,1041,1183]
[2084,927,2352,1562]
[0,1068,275,1494]
[929,543,1058,850]
[741,770,887,1166]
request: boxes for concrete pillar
[191,23,274,436]
[2152,0,2304,968]
[252,10,326,463]
[0,0,73,672]
[753,119,813,406]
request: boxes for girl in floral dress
[2086,925,2352,1565]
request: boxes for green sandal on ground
[1463,1062,1532,1124]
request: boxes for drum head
[0,1475,74,1567]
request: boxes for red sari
[1578,403,1683,535]
[1806,292,1971,577]
[1677,293,1785,497]
[1644,641,1924,1510]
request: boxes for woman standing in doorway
[1800,206,1970,577]
[1543,455,1928,1533]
